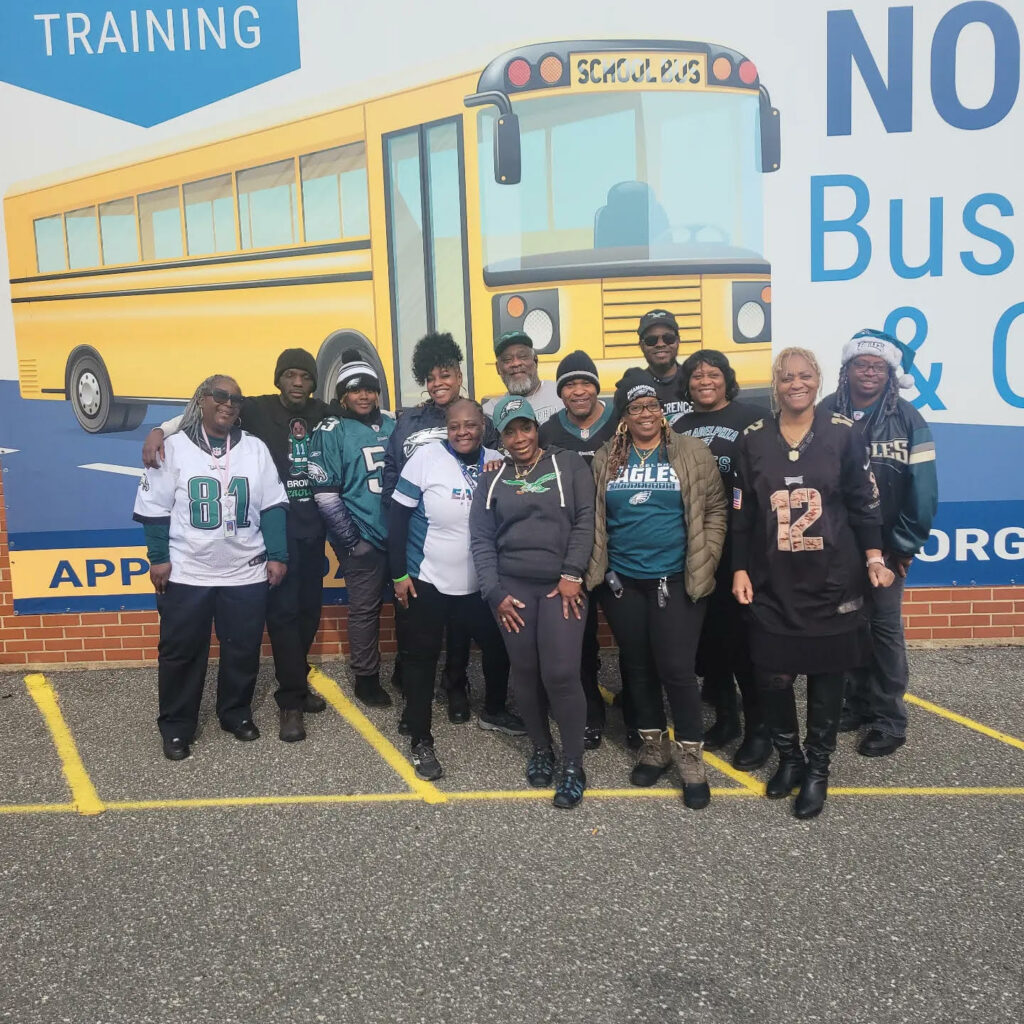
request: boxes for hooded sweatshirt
[470,446,596,609]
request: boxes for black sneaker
[354,674,393,708]
[553,761,586,809]
[447,687,470,724]
[411,741,443,781]
[302,691,327,714]
[526,747,555,787]
[584,726,603,750]
[162,736,191,761]
[838,704,863,733]
[398,710,411,736]
[478,709,527,736]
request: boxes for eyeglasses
[641,333,678,347]
[626,401,662,416]
[206,388,244,407]
[850,361,890,376]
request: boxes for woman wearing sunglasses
[133,375,289,761]
[588,370,727,809]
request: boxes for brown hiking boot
[630,729,672,787]
[672,740,711,810]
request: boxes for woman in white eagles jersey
[133,375,289,762]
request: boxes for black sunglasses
[641,332,678,346]
[206,388,244,407]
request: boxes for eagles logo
[307,462,328,485]
[504,397,525,413]
[628,491,652,506]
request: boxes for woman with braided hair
[587,369,727,810]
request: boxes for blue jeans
[847,562,908,738]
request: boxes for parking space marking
[308,666,447,804]
[24,674,105,816]
[0,802,76,815]
[907,692,1024,752]
[703,751,765,794]
[830,787,1024,797]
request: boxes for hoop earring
[616,419,629,435]
[661,416,670,430]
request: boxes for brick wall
[0,467,1019,669]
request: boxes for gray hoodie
[469,447,596,609]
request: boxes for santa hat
[841,329,915,390]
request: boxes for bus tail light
[738,60,758,85]
[506,59,532,88]
[732,281,772,344]
[493,288,561,355]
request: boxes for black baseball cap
[637,309,679,338]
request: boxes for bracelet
[392,574,410,584]
[866,557,885,568]
[560,573,583,584]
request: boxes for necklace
[514,450,543,480]
[632,442,660,467]
[778,420,814,462]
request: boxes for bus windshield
[478,89,765,277]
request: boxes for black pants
[581,596,605,729]
[267,534,324,710]
[156,580,267,740]
[601,574,707,742]
[396,579,510,746]
[337,543,388,678]
[498,575,587,763]
[698,571,761,728]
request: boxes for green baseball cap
[494,330,533,357]
[491,394,538,434]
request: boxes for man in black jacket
[615,309,692,426]
[822,329,939,758]
[142,348,331,742]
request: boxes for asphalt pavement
[2,646,1023,1024]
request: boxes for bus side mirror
[495,113,521,185]
[760,88,781,173]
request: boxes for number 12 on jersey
[769,488,823,552]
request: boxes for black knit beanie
[555,350,600,396]
[274,348,318,389]
[613,367,659,418]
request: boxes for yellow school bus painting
[5,39,780,431]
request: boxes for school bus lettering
[574,53,703,88]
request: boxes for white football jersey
[133,430,288,587]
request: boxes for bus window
[34,215,67,273]
[139,186,184,261]
[99,197,140,265]
[184,174,236,255]
[237,158,299,249]
[300,142,369,242]
[65,207,100,270]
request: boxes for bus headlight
[493,289,561,355]
[732,282,772,344]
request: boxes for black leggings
[600,575,707,742]
[498,575,587,763]
[395,579,509,746]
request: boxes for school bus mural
[4,39,780,431]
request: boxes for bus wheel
[67,351,148,433]
[316,333,390,411]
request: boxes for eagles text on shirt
[608,463,680,491]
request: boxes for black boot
[795,674,844,820]
[703,676,741,749]
[354,673,393,708]
[758,684,806,799]
[733,670,772,769]
[446,684,470,723]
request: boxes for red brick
[62,625,110,637]
[907,587,952,602]
[84,637,119,650]
[972,601,1015,614]
[43,638,84,651]
[10,615,43,627]
[991,613,1024,626]
[39,614,81,626]
[928,602,967,616]
[905,615,949,628]
[104,625,144,637]
[0,652,27,665]
[950,614,992,627]
[973,625,1015,639]
[995,587,1024,600]
[931,627,975,639]
[118,612,155,624]
[72,650,107,662]
[24,627,65,639]
[0,627,25,639]
[82,613,121,625]
[904,627,933,640]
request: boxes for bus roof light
[507,59,532,88]
[738,60,758,85]
[539,55,563,84]
[506,295,526,318]
[761,285,772,304]
[712,56,733,81]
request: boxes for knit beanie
[555,350,600,395]
[336,348,380,393]
[841,329,915,389]
[274,348,318,389]
[614,368,659,418]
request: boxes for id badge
[222,493,237,537]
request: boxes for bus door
[382,118,472,409]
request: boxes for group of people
[133,310,938,818]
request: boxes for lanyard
[200,423,231,490]
[445,442,484,493]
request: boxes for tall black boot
[703,673,741,749]
[757,682,806,799]
[733,670,771,770]
[795,673,844,819]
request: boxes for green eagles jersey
[307,414,396,549]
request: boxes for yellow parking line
[446,787,757,801]
[0,802,77,815]
[105,792,421,811]
[830,786,1024,797]
[703,751,765,795]
[307,666,446,804]
[24,674,105,816]
[906,693,1024,752]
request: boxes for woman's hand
[267,561,288,587]
[547,577,584,621]
[867,561,896,588]
[496,594,526,633]
[142,428,165,468]
[150,562,171,595]
[394,576,417,609]
[483,459,503,473]
[732,570,753,605]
